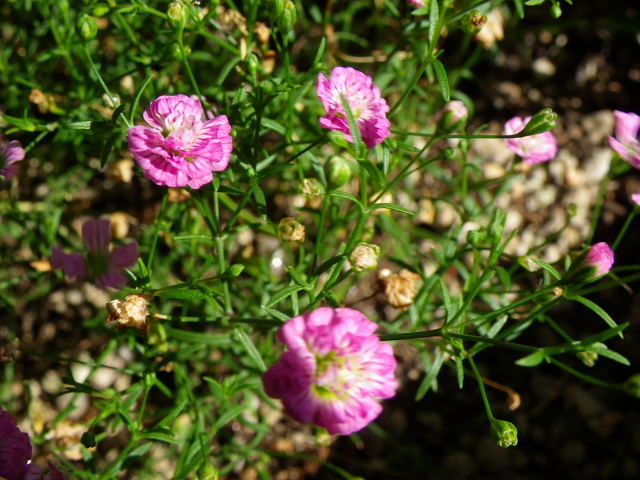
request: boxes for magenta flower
[51,218,138,289]
[0,134,25,180]
[24,463,65,480]
[127,94,233,189]
[503,116,557,164]
[317,67,391,149]
[263,307,398,435]
[408,0,426,6]
[631,193,640,206]
[0,409,32,480]
[585,242,614,276]
[608,110,640,168]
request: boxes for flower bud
[378,268,421,309]
[577,350,598,367]
[275,0,297,33]
[584,242,614,277]
[438,100,469,132]
[490,419,518,448]
[462,10,487,34]
[247,53,259,79]
[197,463,219,480]
[623,374,640,398]
[550,3,562,18]
[349,243,380,272]
[77,13,98,40]
[326,155,353,188]
[92,4,110,17]
[148,322,169,352]
[520,108,557,136]
[278,217,305,243]
[81,430,97,448]
[168,1,187,23]
[301,178,325,198]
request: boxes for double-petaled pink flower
[503,116,557,164]
[585,242,614,277]
[51,218,138,289]
[317,67,391,149]
[608,110,640,168]
[0,408,64,480]
[127,95,233,189]
[0,134,25,180]
[263,307,398,435]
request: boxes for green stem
[468,355,495,421]
[216,236,232,315]
[176,24,202,99]
[612,207,638,250]
[147,193,168,271]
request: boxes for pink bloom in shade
[408,0,426,6]
[0,409,32,480]
[0,134,25,180]
[608,110,640,168]
[585,242,614,276]
[317,67,391,149]
[503,116,557,164]
[263,307,398,435]
[51,218,138,289]
[631,193,640,206]
[24,462,65,480]
[127,94,233,189]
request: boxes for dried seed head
[107,294,151,332]
[378,268,421,309]
[278,217,305,243]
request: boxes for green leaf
[428,0,439,48]
[515,350,546,367]
[340,93,364,159]
[524,0,545,5]
[261,117,286,135]
[432,59,450,102]
[328,190,364,210]
[156,288,209,300]
[586,343,630,366]
[529,257,562,280]
[234,328,267,372]
[139,430,179,445]
[455,355,464,389]
[212,405,247,432]
[492,266,512,291]
[570,295,621,337]
[415,349,445,400]
[267,284,305,308]
[438,277,453,325]
[371,203,415,216]
[261,306,290,322]
[513,0,525,17]
[165,328,232,346]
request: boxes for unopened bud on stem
[491,419,518,448]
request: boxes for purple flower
[51,218,138,289]
[503,116,557,164]
[585,242,614,276]
[0,409,32,480]
[0,134,25,180]
[127,95,233,189]
[24,463,65,480]
[263,307,398,435]
[317,67,391,149]
[608,110,640,168]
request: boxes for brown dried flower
[107,294,150,332]
[378,268,421,309]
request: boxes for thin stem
[468,355,495,421]
[611,207,638,250]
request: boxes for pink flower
[263,307,398,435]
[51,218,138,289]
[631,193,640,206]
[503,116,557,164]
[317,67,391,149]
[24,463,64,480]
[0,134,25,180]
[127,95,233,189]
[585,242,614,276]
[0,409,32,480]
[608,110,640,168]
[408,0,426,7]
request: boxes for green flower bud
[467,229,486,247]
[168,1,187,23]
[301,178,325,197]
[577,350,598,367]
[550,3,562,18]
[622,374,640,398]
[270,0,285,17]
[491,419,518,448]
[278,217,305,243]
[349,243,380,272]
[197,463,219,480]
[520,108,557,136]
[92,4,110,17]
[278,0,297,33]
[461,10,487,34]
[442,147,457,160]
[247,53,259,79]
[148,322,169,352]
[326,155,353,188]
[77,13,98,41]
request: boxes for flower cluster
[263,307,397,435]
[609,110,640,168]
[317,67,391,149]
[127,95,233,189]
[503,115,557,164]
[0,134,25,180]
[51,218,138,289]
[0,409,64,480]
